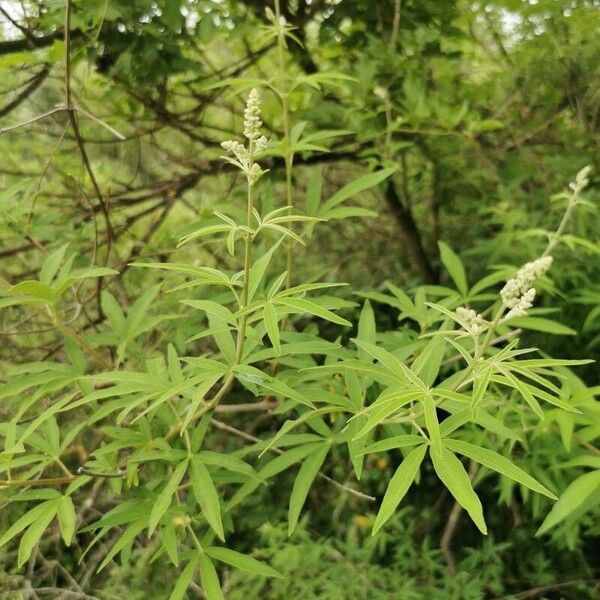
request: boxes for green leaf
[357,300,376,360]
[182,299,232,321]
[179,373,223,431]
[276,296,351,327]
[288,443,330,535]
[505,316,576,335]
[40,244,69,285]
[411,334,446,387]
[57,495,76,546]
[321,167,397,212]
[347,417,368,479]
[148,460,189,536]
[206,547,283,578]
[321,206,377,219]
[495,371,544,419]
[352,339,424,389]
[190,457,224,541]
[351,390,422,440]
[53,267,118,295]
[9,280,54,303]
[0,501,56,550]
[536,470,600,535]
[259,443,323,479]
[101,291,127,334]
[248,243,281,302]
[305,168,322,216]
[198,553,224,600]
[18,506,58,567]
[169,555,199,600]
[422,393,442,455]
[160,524,179,567]
[97,521,146,571]
[263,302,281,355]
[207,313,236,365]
[198,451,257,479]
[361,435,424,455]
[430,447,487,534]
[234,366,314,409]
[126,285,160,337]
[372,444,427,535]
[178,223,231,247]
[445,439,557,499]
[438,242,468,296]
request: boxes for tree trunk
[384,181,438,283]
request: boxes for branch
[0,64,51,118]
[0,30,68,55]
[64,0,114,249]
[384,180,438,283]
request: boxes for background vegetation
[0,1,598,599]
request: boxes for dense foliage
[0,1,598,599]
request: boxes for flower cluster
[456,306,485,337]
[569,165,591,195]
[221,88,268,185]
[500,255,553,320]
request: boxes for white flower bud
[569,165,592,194]
[501,256,552,310]
[456,306,485,337]
[504,288,536,320]
[374,86,389,101]
[244,88,263,142]
[220,89,269,185]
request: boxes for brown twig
[0,63,50,118]
[64,0,114,250]
[492,580,599,600]
[390,0,402,48]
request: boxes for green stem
[235,147,255,364]
[544,193,578,257]
[167,145,257,440]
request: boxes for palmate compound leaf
[430,447,487,534]
[372,444,427,535]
